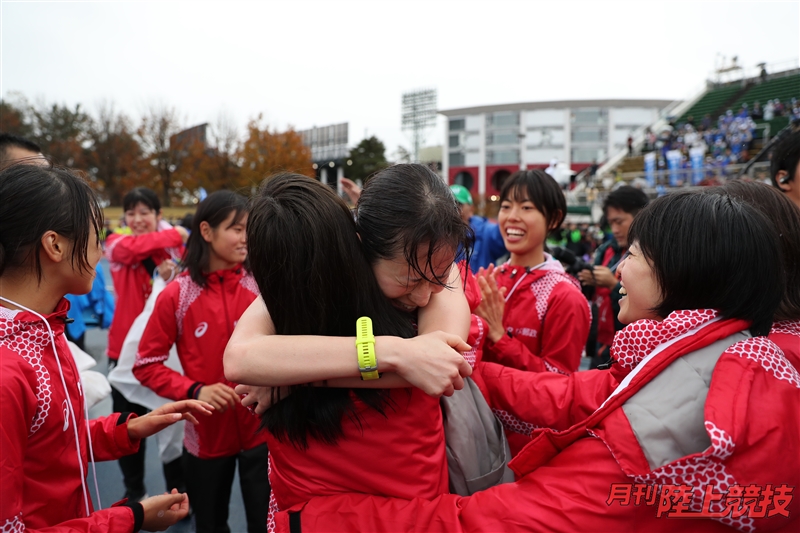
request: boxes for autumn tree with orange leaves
[238,116,313,187]
[137,104,191,207]
[179,114,243,192]
[84,104,143,206]
[3,94,317,204]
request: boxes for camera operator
[578,186,649,368]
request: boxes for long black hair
[356,164,471,283]
[0,164,103,283]
[183,190,248,286]
[628,191,783,336]
[247,173,416,449]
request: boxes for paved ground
[84,330,249,533]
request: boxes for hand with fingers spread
[140,489,190,531]
[235,383,289,415]
[126,399,214,440]
[388,331,472,397]
[197,382,240,412]
[475,269,507,343]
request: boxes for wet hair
[183,190,248,287]
[499,169,566,230]
[122,187,161,213]
[628,191,783,336]
[603,185,650,217]
[770,130,800,188]
[0,164,103,283]
[248,173,415,449]
[356,164,471,285]
[0,133,42,165]
[707,180,800,322]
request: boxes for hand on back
[388,331,472,397]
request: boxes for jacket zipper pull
[597,358,617,370]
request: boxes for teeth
[506,229,525,236]
[619,287,627,295]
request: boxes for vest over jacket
[275,310,800,532]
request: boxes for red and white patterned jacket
[0,299,141,532]
[484,256,590,375]
[105,229,184,361]
[769,320,800,370]
[275,310,800,532]
[133,267,266,459]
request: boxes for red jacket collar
[0,297,70,338]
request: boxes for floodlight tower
[401,88,437,163]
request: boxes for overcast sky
[2,0,799,157]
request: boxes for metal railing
[615,161,772,186]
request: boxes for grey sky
[2,0,799,157]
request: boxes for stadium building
[440,99,672,198]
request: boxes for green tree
[346,136,389,184]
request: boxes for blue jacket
[465,216,507,273]
[65,265,115,339]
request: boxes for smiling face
[617,242,663,324]
[202,211,248,272]
[498,188,551,266]
[372,245,454,312]
[124,202,161,236]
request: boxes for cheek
[376,278,408,300]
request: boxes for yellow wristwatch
[356,317,380,380]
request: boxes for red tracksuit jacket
[105,229,183,360]
[275,310,800,533]
[1,300,141,532]
[484,256,590,375]
[133,267,266,459]
[266,388,449,515]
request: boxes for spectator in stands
[770,130,800,210]
[774,99,785,117]
[752,101,764,120]
[450,184,507,273]
[0,133,47,169]
[765,100,775,120]
[701,113,712,131]
[578,186,649,368]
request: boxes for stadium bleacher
[679,71,800,134]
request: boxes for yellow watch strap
[355,317,379,380]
